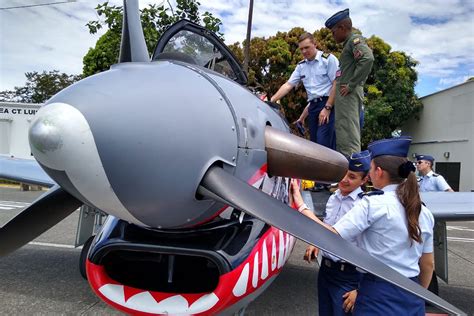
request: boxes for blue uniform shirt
[288,50,339,101]
[419,170,451,192]
[333,184,435,278]
[321,187,362,262]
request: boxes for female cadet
[292,150,370,315]
[291,137,435,315]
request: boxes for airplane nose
[29,102,143,225]
[29,114,63,154]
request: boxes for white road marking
[447,237,474,243]
[28,241,80,249]
[447,226,474,232]
[0,200,31,210]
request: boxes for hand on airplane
[290,179,304,207]
[303,245,319,264]
[342,289,357,313]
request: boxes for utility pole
[243,0,254,74]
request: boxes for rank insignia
[353,37,361,45]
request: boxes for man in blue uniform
[291,150,371,315]
[416,154,454,192]
[271,32,339,149]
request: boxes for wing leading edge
[0,155,55,188]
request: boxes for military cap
[349,150,371,172]
[415,154,434,163]
[368,136,412,158]
[325,8,350,29]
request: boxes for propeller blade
[265,126,348,183]
[200,166,465,315]
[0,186,82,256]
[119,0,149,63]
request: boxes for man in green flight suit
[325,8,374,157]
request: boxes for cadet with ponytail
[292,136,435,315]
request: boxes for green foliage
[230,29,421,146]
[0,71,82,103]
[83,0,222,77]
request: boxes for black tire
[79,236,95,280]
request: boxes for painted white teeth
[277,231,285,268]
[261,240,269,280]
[252,251,259,288]
[99,284,125,304]
[271,235,277,271]
[188,293,219,314]
[233,263,249,297]
[98,284,219,314]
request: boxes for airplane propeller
[0,186,82,256]
[199,166,465,315]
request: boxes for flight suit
[335,33,374,157]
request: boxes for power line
[0,1,76,10]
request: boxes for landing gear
[79,235,95,280]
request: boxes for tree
[0,71,82,103]
[83,0,222,77]
[230,29,422,147]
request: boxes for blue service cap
[415,154,434,162]
[325,8,350,29]
[349,150,371,172]
[368,136,412,158]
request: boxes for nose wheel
[79,235,95,280]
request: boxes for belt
[310,96,329,102]
[322,257,358,273]
[364,274,419,283]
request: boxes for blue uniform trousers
[354,274,424,316]
[307,97,335,150]
[318,258,361,316]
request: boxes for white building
[402,80,473,192]
[0,102,42,159]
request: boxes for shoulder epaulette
[298,59,306,65]
[322,52,330,59]
[353,37,361,45]
[432,173,439,177]
[358,190,384,198]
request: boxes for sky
[0,0,473,97]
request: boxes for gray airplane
[0,1,472,315]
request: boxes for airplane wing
[421,192,474,221]
[0,155,55,188]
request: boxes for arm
[418,252,435,288]
[296,103,309,124]
[270,82,294,103]
[437,176,453,192]
[347,40,374,92]
[318,81,337,125]
[290,179,338,234]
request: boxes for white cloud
[0,0,473,93]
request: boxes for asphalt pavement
[0,186,473,315]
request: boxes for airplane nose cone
[29,117,63,154]
[29,102,143,225]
